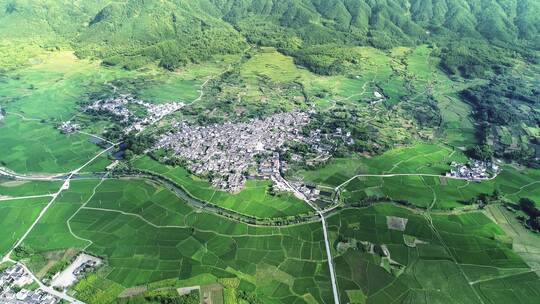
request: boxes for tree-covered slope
[0,0,538,73]
[214,0,540,47]
[74,0,246,69]
[0,0,247,70]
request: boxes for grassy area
[238,46,411,105]
[0,116,103,173]
[139,54,240,104]
[193,45,435,123]
[294,143,466,188]
[133,157,313,219]
[0,52,135,120]
[0,178,61,197]
[0,38,51,72]
[328,203,540,304]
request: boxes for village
[0,264,59,304]
[258,152,321,202]
[445,159,501,181]
[84,94,184,134]
[0,253,101,304]
[155,111,351,192]
[57,121,80,134]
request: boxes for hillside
[0,0,539,163]
[1,0,538,74]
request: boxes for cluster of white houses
[0,265,59,304]
[84,94,183,134]
[155,111,313,192]
[57,121,80,134]
[446,159,500,180]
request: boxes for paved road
[277,172,341,304]
[318,210,341,304]
[335,172,498,191]
[2,145,118,263]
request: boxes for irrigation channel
[69,170,325,227]
[76,170,343,303]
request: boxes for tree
[5,2,17,14]
[123,149,134,161]
[528,216,540,232]
[469,144,493,161]
[519,198,539,217]
[492,189,501,200]
[517,198,540,232]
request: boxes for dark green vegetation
[513,198,540,233]
[461,64,540,166]
[1,0,538,76]
[329,204,540,304]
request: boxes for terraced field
[0,197,49,256]
[328,204,540,304]
[21,178,333,304]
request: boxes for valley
[1,1,539,303]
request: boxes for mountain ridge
[0,0,538,75]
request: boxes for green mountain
[1,0,538,74]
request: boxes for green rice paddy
[22,179,333,304]
[133,157,313,219]
[0,197,48,256]
[328,204,540,304]
[0,178,61,197]
[293,142,540,209]
[295,143,466,188]
[340,165,540,210]
[0,116,102,173]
